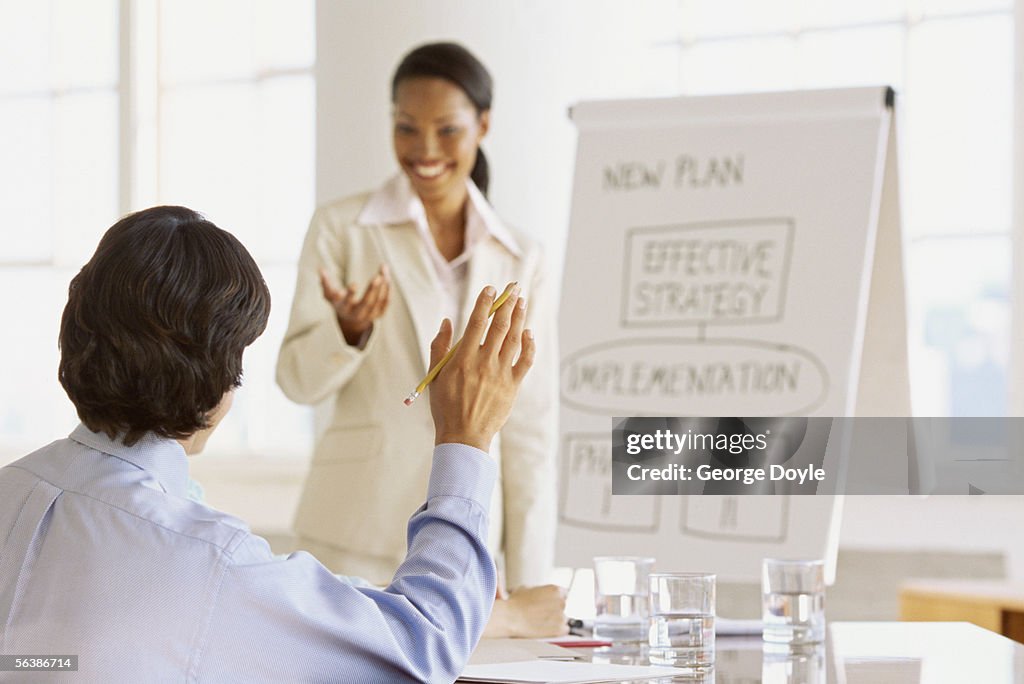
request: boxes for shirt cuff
[428,443,498,513]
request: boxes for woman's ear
[477,109,491,141]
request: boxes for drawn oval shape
[560,338,829,416]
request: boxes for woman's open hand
[319,264,391,346]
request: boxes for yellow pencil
[404,282,519,406]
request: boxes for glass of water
[593,556,655,645]
[647,572,715,670]
[761,559,826,646]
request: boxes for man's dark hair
[59,206,271,446]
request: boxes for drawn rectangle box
[621,218,794,327]
[559,432,659,533]
[681,496,789,543]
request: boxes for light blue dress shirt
[0,424,497,683]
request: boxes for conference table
[565,622,1024,683]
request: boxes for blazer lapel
[372,223,443,372]
[459,238,517,339]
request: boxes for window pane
[251,77,316,264]
[53,92,119,267]
[160,0,257,84]
[906,237,1009,416]
[159,76,314,264]
[253,0,315,71]
[0,1,50,95]
[52,0,118,90]
[211,265,313,458]
[0,96,53,263]
[903,14,1011,238]
[0,0,117,95]
[797,26,905,90]
[160,0,315,86]
[0,268,79,458]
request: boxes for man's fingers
[482,285,519,355]
[429,318,454,369]
[499,297,527,364]
[461,285,498,351]
[511,329,535,383]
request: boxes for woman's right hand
[319,264,391,347]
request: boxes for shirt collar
[69,423,191,498]
[357,173,522,257]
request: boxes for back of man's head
[59,206,270,446]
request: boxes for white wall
[316,0,680,267]
[841,495,1024,580]
[313,1,1024,580]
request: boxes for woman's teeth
[414,163,446,179]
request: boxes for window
[0,0,316,461]
[671,0,1013,415]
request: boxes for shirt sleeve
[194,444,497,684]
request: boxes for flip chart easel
[556,87,908,582]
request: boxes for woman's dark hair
[391,42,493,195]
[58,206,271,446]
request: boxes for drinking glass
[647,572,715,670]
[762,559,826,645]
[592,556,655,645]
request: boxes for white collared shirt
[357,173,521,330]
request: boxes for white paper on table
[457,659,692,683]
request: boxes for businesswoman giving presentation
[275,42,564,637]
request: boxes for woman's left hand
[482,584,569,638]
[319,264,391,346]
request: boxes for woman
[276,43,562,635]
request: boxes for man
[0,206,533,682]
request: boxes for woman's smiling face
[392,77,489,204]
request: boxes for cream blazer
[276,188,558,589]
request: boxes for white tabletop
[564,621,1024,683]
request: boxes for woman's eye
[440,126,460,136]
[395,124,416,135]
